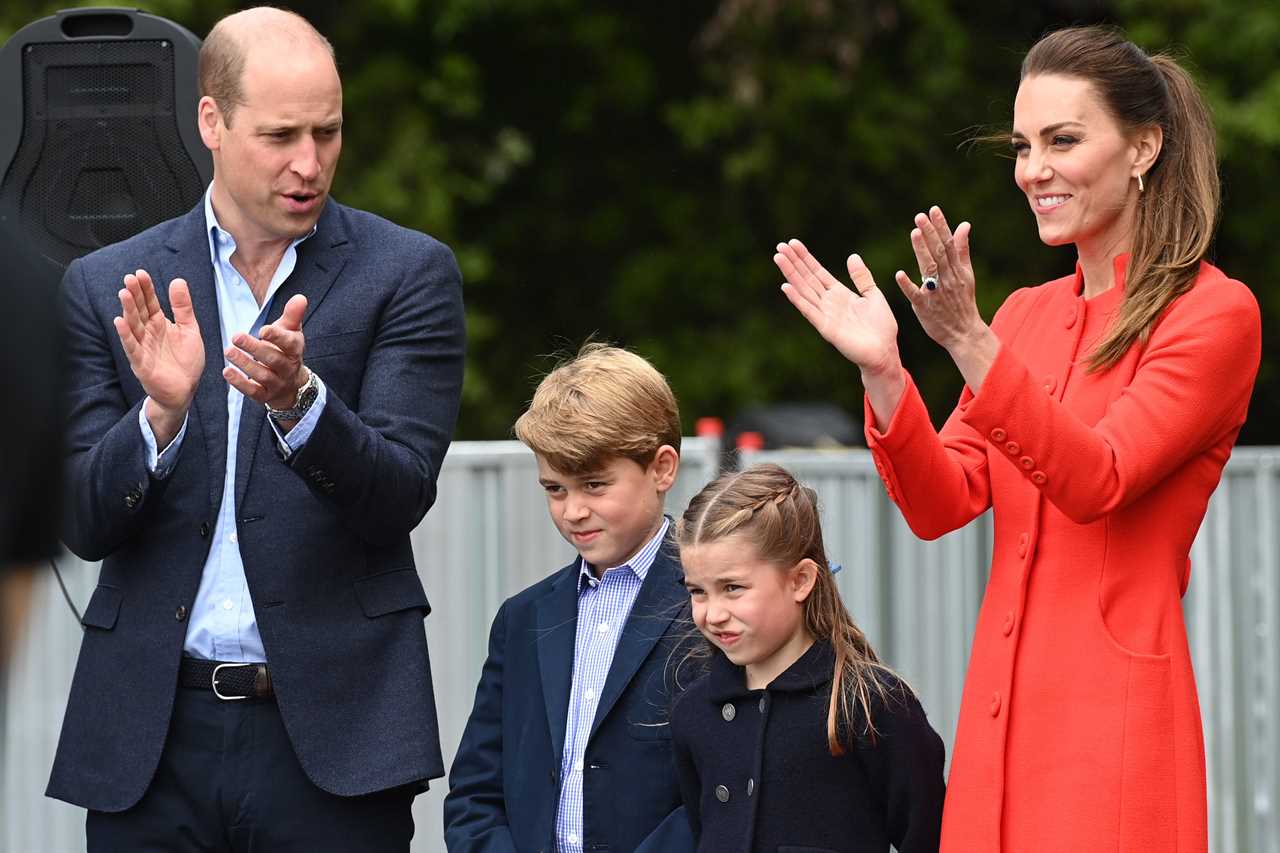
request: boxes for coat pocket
[81,584,122,630]
[353,567,431,618]
[1117,654,1176,849]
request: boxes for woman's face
[1011,74,1150,257]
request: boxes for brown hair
[514,342,681,474]
[198,8,336,127]
[1021,25,1219,371]
[677,463,906,755]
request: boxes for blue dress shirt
[555,517,670,853]
[138,185,326,662]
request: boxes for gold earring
[1137,173,1145,193]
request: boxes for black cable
[49,556,85,629]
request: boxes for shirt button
[1002,611,1015,636]
[229,531,238,544]
[175,605,187,621]
[568,833,579,845]
[584,688,595,701]
[1031,471,1047,485]
[222,599,233,611]
[1019,456,1035,470]
[574,759,583,772]
[990,428,1007,443]
[990,691,1002,717]
[1005,441,1021,455]
[721,702,736,722]
[597,623,609,633]
[715,784,730,803]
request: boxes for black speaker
[0,7,212,273]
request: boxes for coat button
[1019,456,1035,470]
[1066,306,1078,328]
[1031,471,1047,485]
[1005,441,1021,455]
[124,490,140,509]
[715,784,730,803]
[758,695,767,713]
[1043,375,1056,394]
[175,605,187,621]
[990,691,1001,717]
[990,428,1007,443]
[747,778,755,797]
[1017,533,1029,558]
[721,702,736,722]
[1002,611,1015,636]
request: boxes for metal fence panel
[2,441,1275,853]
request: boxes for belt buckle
[211,662,255,701]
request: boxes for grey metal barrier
[2,440,1275,853]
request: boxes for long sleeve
[958,272,1261,524]
[858,685,946,853]
[443,602,519,853]
[284,239,465,546]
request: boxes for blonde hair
[1021,26,1219,371]
[514,342,681,474]
[677,463,906,755]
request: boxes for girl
[671,463,945,853]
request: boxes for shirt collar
[203,183,317,267]
[577,516,670,592]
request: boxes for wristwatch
[266,367,319,423]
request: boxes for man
[46,9,465,850]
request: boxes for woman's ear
[1132,123,1163,179]
[790,558,820,603]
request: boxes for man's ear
[198,95,224,151]
[790,558,819,603]
[649,444,680,495]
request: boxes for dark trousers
[87,687,416,852]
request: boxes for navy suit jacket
[443,537,698,853]
[46,199,465,812]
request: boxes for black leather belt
[179,657,274,700]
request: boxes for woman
[774,25,1261,853]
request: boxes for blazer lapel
[589,538,687,740]
[233,201,352,510]
[535,562,581,765]
[162,204,227,517]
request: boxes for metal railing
[2,440,1275,852]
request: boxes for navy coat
[443,538,698,853]
[47,199,465,811]
[671,640,946,853]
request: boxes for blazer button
[990,428,1007,443]
[989,691,1001,717]
[721,702,736,722]
[1002,611,1015,636]
[747,778,755,797]
[124,490,140,509]
[1005,440,1021,455]
[199,522,210,537]
[1019,456,1035,470]
[1031,471,1047,485]
[715,784,730,803]
[175,605,188,621]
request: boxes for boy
[444,343,695,852]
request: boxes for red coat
[865,256,1261,852]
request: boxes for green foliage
[2,0,1275,442]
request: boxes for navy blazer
[46,199,465,812]
[443,537,698,853]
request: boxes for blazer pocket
[306,328,371,361]
[628,720,672,741]
[354,567,431,618]
[81,584,122,630]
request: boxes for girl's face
[1011,73,1159,258]
[682,535,818,689]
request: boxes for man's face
[201,44,342,243]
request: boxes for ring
[923,276,939,291]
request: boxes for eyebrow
[1011,120,1085,140]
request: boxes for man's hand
[223,294,309,422]
[112,270,205,448]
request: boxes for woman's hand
[774,239,902,378]
[894,207,987,352]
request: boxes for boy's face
[536,447,678,572]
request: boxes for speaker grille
[0,39,205,267]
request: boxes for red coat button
[1043,375,1056,394]
[1019,456,1035,470]
[1066,307,1078,328]
[989,691,1002,717]
[990,428,1007,443]
[1031,471,1047,485]
[1002,612,1015,636]
[1005,441,1021,455]
[1018,533,1029,558]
